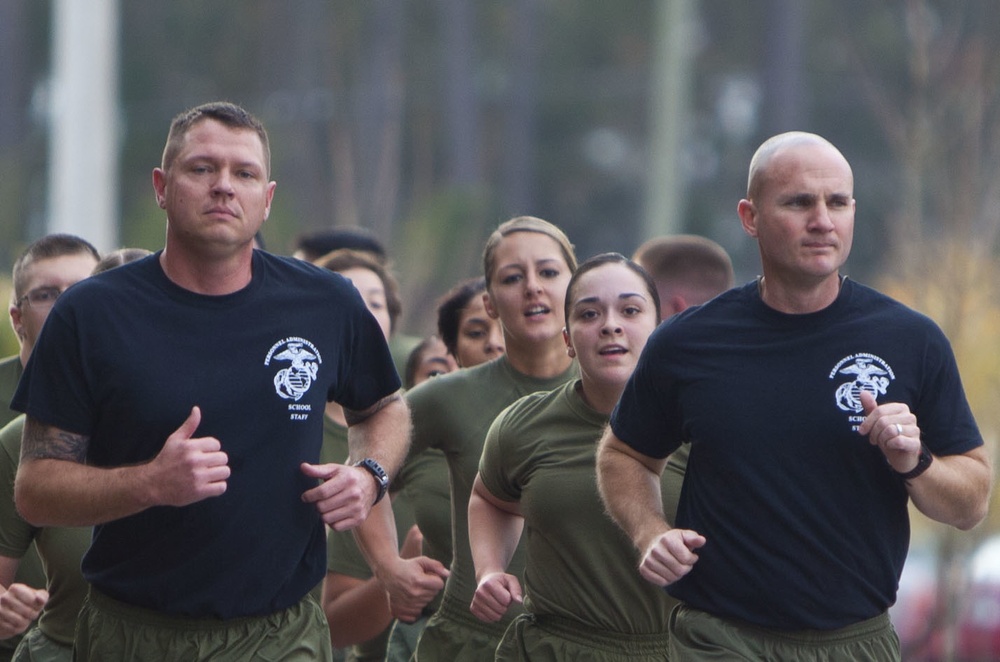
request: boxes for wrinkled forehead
[183,119,267,157]
[165,117,270,175]
[749,133,851,197]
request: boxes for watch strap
[354,458,390,505]
[896,445,933,481]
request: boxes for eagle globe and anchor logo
[265,337,322,420]
[830,354,895,428]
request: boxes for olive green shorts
[12,627,71,662]
[496,613,671,662]
[668,604,900,661]
[74,589,333,662]
[413,592,507,662]
[384,615,427,662]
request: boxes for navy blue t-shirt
[610,278,982,630]
[13,250,401,618]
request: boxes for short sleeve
[477,402,522,503]
[609,328,682,459]
[0,417,38,558]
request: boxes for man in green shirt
[0,234,99,661]
[2,234,100,415]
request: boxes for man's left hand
[300,463,376,530]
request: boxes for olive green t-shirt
[479,380,684,633]
[0,355,23,429]
[405,356,577,631]
[320,414,350,466]
[389,334,421,383]
[0,415,91,647]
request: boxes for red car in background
[953,537,1000,660]
[892,547,941,660]
[892,537,1000,661]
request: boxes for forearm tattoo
[344,392,402,427]
[21,418,89,463]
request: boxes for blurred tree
[0,280,16,358]
[261,0,334,233]
[845,1,1000,658]
[357,0,406,242]
[0,0,30,152]
[760,0,806,135]
[440,0,482,188]
[0,0,51,268]
[5,1,999,357]
[500,0,541,217]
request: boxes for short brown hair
[632,234,734,306]
[161,101,271,176]
[12,234,100,300]
[92,248,153,275]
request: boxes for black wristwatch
[896,445,933,482]
[355,458,390,505]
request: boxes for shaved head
[746,132,851,201]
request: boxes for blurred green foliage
[0,280,17,358]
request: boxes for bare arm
[308,393,452,620]
[353,498,401,575]
[906,447,992,530]
[322,573,392,647]
[302,392,412,530]
[350,491,448,623]
[344,391,412,477]
[858,391,993,530]
[305,393,447,619]
[468,474,524,622]
[596,427,705,587]
[15,408,229,527]
[596,428,670,552]
[322,523,425,647]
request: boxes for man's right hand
[0,584,48,639]
[639,528,706,587]
[146,406,230,507]
[377,555,449,623]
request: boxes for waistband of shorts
[689,605,893,645]
[86,588,310,631]
[435,589,512,637]
[530,613,672,654]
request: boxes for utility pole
[47,0,120,250]
[643,0,695,240]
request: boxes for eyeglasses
[15,286,63,309]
